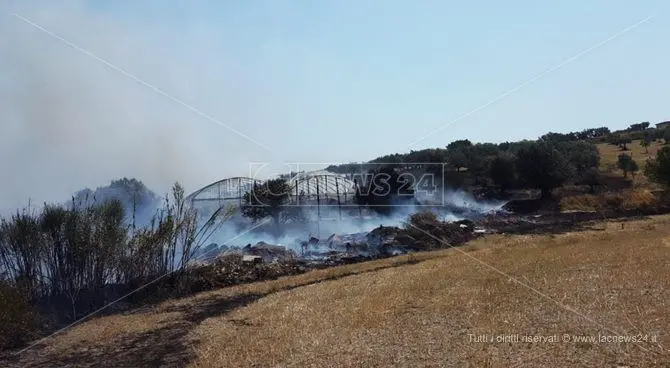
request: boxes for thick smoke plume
[196,189,505,258]
[0,1,271,214]
[1,2,507,252]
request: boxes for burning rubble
[183,190,509,291]
[195,215,491,269]
[181,201,512,293]
[298,231,380,262]
[242,242,297,262]
[180,194,670,296]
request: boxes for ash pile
[194,215,492,270]
[186,216,491,290]
[297,228,403,266]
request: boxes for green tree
[467,153,490,186]
[644,146,670,187]
[579,167,603,193]
[555,141,600,176]
[653,128,665,142]
[446,139,472,150]
[446,149,468,172]
[607,134,632,150]
[355,167,415,215]
[607,133,621,146]
[540,132,577,143]
[241,179,293,235]
[467,144,500,182]
[473,143,499,156]
[664,128,670,145]
[442,170,466,189]
[515,143,575,198]
[640,137,651,154]
[576,127,610,140]
[489,153,516,193]
[617,153,637,178]
[628,122,650,131]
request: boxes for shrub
[0,181,218,349]
[617,154,638,178]
[622,189,657,210]
[578,167,603,193]
[645,146,670,187]
[0,280,41,350]
[559,194,600,212]
[559,190,658,212]
[489,153,517,192]
[603,193,625,211]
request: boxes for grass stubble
[5,215,669,367]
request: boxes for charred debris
[190,216,489,274]
[182,216,491,291]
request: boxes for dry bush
[0,281,41,350]
[5,214,670,367]
[560,189,659,212]
[0,181,231,351]
[623,188,657,209]
[178,252,307,295]
[558,194,601,212]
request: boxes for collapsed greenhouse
[185,170,360,219]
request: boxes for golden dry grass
[559,188,658,212]
[5,216,670,367]
[597,140,665,178]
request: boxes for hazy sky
[1,0,669,211]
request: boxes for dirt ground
[3,215,670,367]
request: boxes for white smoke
[195,188,505,257]
[0,1,274,214]
[442,190,507,213]
[0,2,507,250]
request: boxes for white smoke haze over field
[195,189,506,259]
[0,1,277,213]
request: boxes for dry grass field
[556,140,667,212]
[4,215,670,367]
[559,188,659,212]
[597,139,665,180]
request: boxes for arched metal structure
[186,171,361,220]
[287,170,357,204]
[186,177,263,206]
[187,171,358,205]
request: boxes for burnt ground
[491,197,670,235]
[0,258,424,368]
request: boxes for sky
[1,0,669,212]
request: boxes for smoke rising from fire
[195,189,506,258]
[0,1,275,213]
[0,1,508,242]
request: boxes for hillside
[4,215,669,367]
[597,139,665,180]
